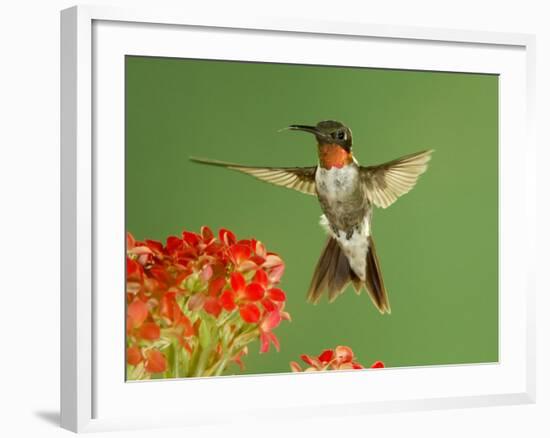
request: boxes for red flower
[244,283,265,301]
[231,346,248,371]
[239,303,261,323]
[127,346,142,366]
[230,272,246,294]
[145,349,167,373]
[220,290,237,311]
[219,228,236,246]
[126,227,290,379]
[127,299,148,329]
[204,296,222,318]
[267,288,286,302]
[290,346,383,372]
[139,322,161,341]
[160,292,182,323]
[183,231,200,246]
[259,310,283,353]
[230,244,251,264]
[253,269,269,288]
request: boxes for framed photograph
[61,5,536,433]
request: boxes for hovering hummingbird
[191,121,433,314]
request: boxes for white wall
[1,0,547,436]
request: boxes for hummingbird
[190,120,433,314]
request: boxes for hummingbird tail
[307,237,352,305]
[364,236,391,314]
[306,235,391,314]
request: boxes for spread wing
[360,149,433,208]
[190,157,317,195]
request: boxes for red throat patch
[318,144,353,169]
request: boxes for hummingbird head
[287,120,353,169]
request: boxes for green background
[126,56,498,374]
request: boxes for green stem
[193,344,213,377]
[187,344,202,377]
[172,341,180,378]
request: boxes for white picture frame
[60,4,536,433]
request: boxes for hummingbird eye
[336,130,346,140]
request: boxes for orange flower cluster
[290,346,384,372]
[126,226,290,379]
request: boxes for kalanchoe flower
[144,349,167,373]
[126,226,290,379]
[290,346,384,372]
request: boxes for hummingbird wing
[190,157,317,195]
[360,149,433,209]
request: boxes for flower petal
[244,283,265,301]
[187,293,206,311]
[260,331,280,353]
[249,256,266,266]
[204,296,222,318]
[230,272,246,293]
[300,354,317,367]
[318,349,334,363]
[290,361,303,372]
[231,347,248,371]
[127,346,142,366]
[160,292,182,323]
[255,241,267,258]
[263,254,283,269]
[220,290,237,311]
[239,303,261,323]
[166,236,182,253]
[200,264,214,282]
[183,231,201,246]
[260,310,282,332]
[371,361,385,369]
[267,288,286,302]
[126,258,142,280]
[219,228,236,246]
[145,239,164,254]
[208,276,226,297]
[230,244,251,263]
[238,260,259,273]
[145,349,167,373]
[201,226,214,243]
[260,332,270,353]
[176,313,195,337]
[253,269,269,288]
[335,346,354,364]
[139,322,161,340]
[127,299,148,329]
[127,232,136,250]
[261,298,277,312]
[267,264,285,284]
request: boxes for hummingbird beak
[287,125,320,135]
[286,125,330,142]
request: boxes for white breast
[315,165,359,201]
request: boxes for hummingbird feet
[329,224,358,240]
[345,223,363,240]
